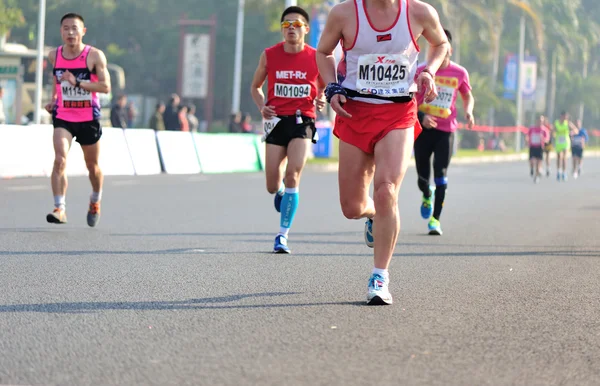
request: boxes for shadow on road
[110,232,361,237]
[1,247,598,258]
[0,248,224,256]
[293,250,600,258]
[0,292,366,313]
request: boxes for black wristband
[75,80,81,88]
[324,82,347,103]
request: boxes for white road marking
[111,180,140,186]
[5,185,46,191]
[186,176,209,182]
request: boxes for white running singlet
[338,0,420,104]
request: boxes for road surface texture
[1,159,599,386]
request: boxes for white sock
[54,195,66,210]
[278,227,290,238]
[372,268,389,280]
[91,191,102,203]
[277,185,285,195]
[284,186,299,194]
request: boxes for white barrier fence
[0,125,265,179]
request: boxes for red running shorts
[333,98,422,154]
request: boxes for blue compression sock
[279,187,299,235]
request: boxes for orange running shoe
[87,201,101,227]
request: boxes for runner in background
[552,111,578,182]
[415,28,474,235]
[526,115,550,183]
[250,6,326,254]
[45,13,111,227]
[571,119,588,179]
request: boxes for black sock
[418,177,431,198]
[433,183,447,220]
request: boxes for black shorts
[414,128,454,181]
[529,147,543,160]
[571,146,583,158]
[52,115,102,146]
[265,115,317,147]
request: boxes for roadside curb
[306,150,600,172]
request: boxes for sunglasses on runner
[281,20,306,28]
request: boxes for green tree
[9,0,600,129]
[0,0,25,38]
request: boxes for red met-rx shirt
[265,42,320,118]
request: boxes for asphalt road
[1,159,599,386]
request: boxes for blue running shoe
[364,218,374,248]
[367,273,393,305]
[274,191,284,213]
[420,186,435,219]
[273,234,291,254]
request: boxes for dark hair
[560,111,567,115]
[61,13,85,25]
[281,6,310,24]
[444,29,452,44]
[155,102,165,110]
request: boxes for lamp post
[515,15,525,152]
[33,0,47,125]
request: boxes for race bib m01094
[274,83,311,98]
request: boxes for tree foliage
[0,0,25,37]
[9,0,600,127]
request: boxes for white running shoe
[364,218,374,248]
[367,273,393,305]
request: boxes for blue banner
[309,10,327,48]
[503,53,517,100]
[521,56,537,101]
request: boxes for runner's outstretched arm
[460,90,475,128]
[61,49,111,94]
[315,5,343,86]
[250,52,275,119]
[250,52,267,110]
[316,5,351,118]
[315,75,326,111]
[411,1,449,102]
[87,49,111,94]
[45,49,58,113]
[418,2,449,74]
